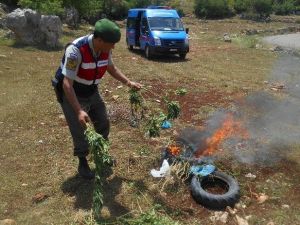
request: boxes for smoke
[230,53,300,165]
[180,53,300,165]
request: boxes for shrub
[234,0,272,20]
[169,0,185,17]
[1,0,18,7]
[63,0,103,22]
[127,0,152,8]
[110,0,129,19]
[194,0,231,18]
[233,0,250,13]
[18,0,64,15]
[252,0,272,17]
[273,0,296,15]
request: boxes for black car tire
[190,171,240,210]
[126,39,133,50]
[179,53,187,59]
[145,45,152,59]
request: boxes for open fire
[167,113,249,159]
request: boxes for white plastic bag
[150,159,170,177]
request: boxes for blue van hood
[151,30,186,40]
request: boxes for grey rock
[5,8,62,48]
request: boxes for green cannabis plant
[85,124,112,218]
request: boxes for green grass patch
[0,36,15,46]
[232,35,259,48]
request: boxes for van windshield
[148,17,184,31]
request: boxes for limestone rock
[6,8,62,48]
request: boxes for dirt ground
[1,14,300,225]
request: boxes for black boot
[78,157,95,180]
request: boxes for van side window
[127,18,136,29]
[141,18,149,34]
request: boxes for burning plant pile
[164,112,250,164]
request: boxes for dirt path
[263,33,300,50]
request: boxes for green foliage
[252,0,273,16]
[111,0,130,19]
[102,0,129,19]
[84,124,112,218]
[129,88,145,126]
[63,0,103,20]
[175,88,187,96]
[227,0,235,9]
[233,0,272,19]
[273,0,296,15]
[194,0,231,18]
[232,35,258,48]
[129,88,144,108]
[2,0,18,6]
[233,0,250,13]
[126,0,152,8]
[169,0,185,16]
[129,87,182,137]
[145,99,181,137]
[146,113,167,137]
[18,0,64,15]
[166,101,180,119]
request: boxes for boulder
[39,15,62,48]
[6,8,62,48]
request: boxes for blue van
[126,6,189,59]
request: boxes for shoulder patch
[66,57,78,71]
[69,52,78,59]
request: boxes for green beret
[94,19,121,43]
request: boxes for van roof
[128,8,179,18]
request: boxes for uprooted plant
[129,88,145,126]
[129,87,186,137]
[166,100,180,120]
[84,123,112,219]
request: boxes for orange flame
[167,144,181,156]
[195,113,249,158]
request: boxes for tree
[194,0,230,18]
[63,0,103,20]
[18,0,64,15]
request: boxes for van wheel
[179,53,186,59]
[145,46,152,59]
[126,39,133,50]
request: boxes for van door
[140,13,150,50]
[126,10,143,48]
[126,17,136,48]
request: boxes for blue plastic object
[161,120,172,129]
[190,164,216,176]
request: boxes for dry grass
[1,15,300,225]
